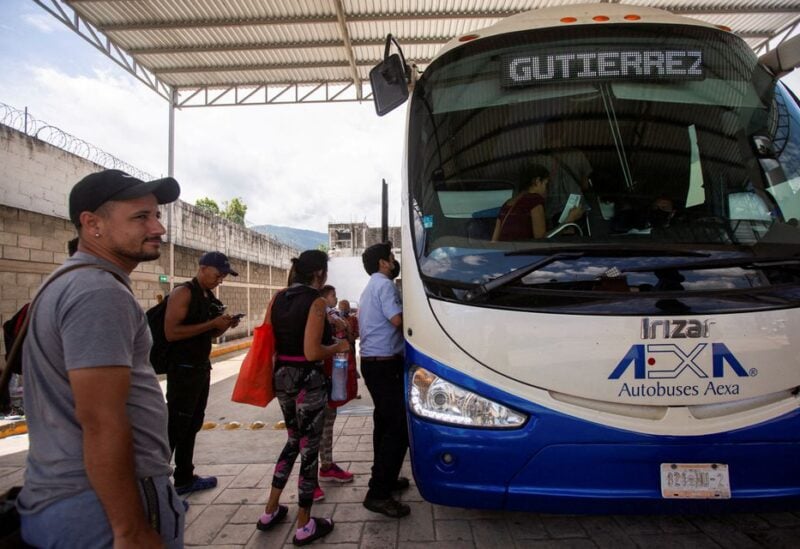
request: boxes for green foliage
[317,243,329,252]
[223,197,248,226]
[195,197,220,214]
[195,196,248,226]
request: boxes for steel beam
[175,82,373,108]
[32,0,171,101]
[95,6,800,33]
[333,0,361,100]
[152,59,430,75]
[126,37,448,56]
[98,11,516,32]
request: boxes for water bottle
[331,352,348,401]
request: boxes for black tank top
[167,278,222,368]
[271,285,332,357]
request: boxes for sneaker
[175,475,218,495]
[319,463,354,483]
[313,485,325,502]
[363,495,410,518]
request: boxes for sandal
[292,517,334,546]
[256,504,288,531]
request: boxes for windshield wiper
[506,245,710,258]
[622,255,800,273]
[465,252,584,302]
[465,247,712,302]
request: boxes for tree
[194,196,248,226]
[222,197,247,226]
[195,197,220,214]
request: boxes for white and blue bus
[370,4,800,512]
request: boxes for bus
[369,3,800,513]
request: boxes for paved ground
[2,351,800,548]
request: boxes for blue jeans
[20,475,184,548]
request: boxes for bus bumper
[406,350,800,513]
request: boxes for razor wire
[1,101,158,181]
[2,101,289,247]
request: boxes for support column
[168,87,177,290]
[246,259,251,336]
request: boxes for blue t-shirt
[358,272,403,357]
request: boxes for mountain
[250,224,327,251]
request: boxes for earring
[95,233,100,237]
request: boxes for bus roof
[435,3,726,61]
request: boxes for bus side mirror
[370,54,410,116]
[758,33,800,78]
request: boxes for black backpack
[0,264,131,398]
[146,281,198,374]
[2,304,30,376]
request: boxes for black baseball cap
[69,169,180,226]
[199,251,239,276]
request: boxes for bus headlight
[409,367,526,428]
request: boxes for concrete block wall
[250,263,270,285]
[0,126,90,219]
[1,206,74,327]
[1,124,300,368]
[172,201,294,269]
[250,288,273,325]
[218,286,249,340]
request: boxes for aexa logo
[609,343,749,380]
[608,343,753,398]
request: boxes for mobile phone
[232,313,245,320]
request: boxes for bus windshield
[408,24,800,311]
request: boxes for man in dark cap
[17,169,185,547]
[163,250,240,495]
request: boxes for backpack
[2,304,30,375]
[145,281,198,374]
[0,264,131,398]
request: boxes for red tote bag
[231,323,275,407]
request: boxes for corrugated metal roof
[34,0,800,107]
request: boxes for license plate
[660,463,731,499]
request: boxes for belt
[360,355,401,363]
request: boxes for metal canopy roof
[36,1,800,108]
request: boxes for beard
[111,240,162,262]
[389,260,401,280]
[121,248,161,262]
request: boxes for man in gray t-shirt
[17,170,184,548]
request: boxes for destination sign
[501,49,704,86]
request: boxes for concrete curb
[210,338,252,358]
[0,419,27,440]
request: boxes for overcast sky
[1,1,799,233]
[0,0,406,233]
